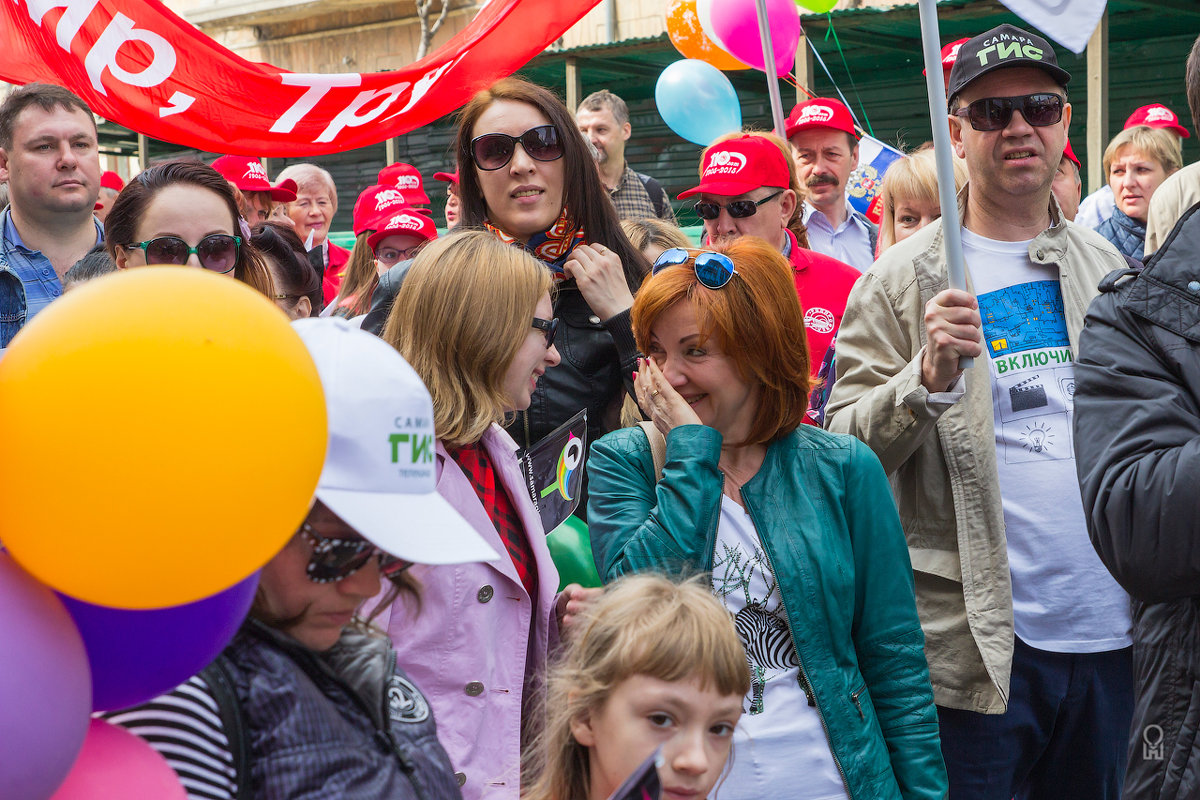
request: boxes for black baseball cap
[947,24,1071,100]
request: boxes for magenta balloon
[0,553,91,800]
[50,719,187,800]
[61,571,260,711]
[710,0,801,76]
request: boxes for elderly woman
[1095,125,1182,260]
[277,163,348,303]
[586,237,948,800]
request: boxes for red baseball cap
[378,163,431,205]
[678,134,791,200]
[923,38,969,82]
[1124,104,1191,139]
[367,209,438,252]
[785,98,856,140]
[432,170,459,185]
[352,184,412,237]
[1062,139,1081,170]
[100,171,124,192]
[211,156,297,201]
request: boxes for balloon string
[820,14,874,138]
[791,43,872,141]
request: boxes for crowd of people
[1,19,1198,800]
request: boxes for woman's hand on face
[556,583,603,638]
[635,357,702,436]
[562,243,634,321]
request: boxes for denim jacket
[0,223,26,348]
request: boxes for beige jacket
[825,190,1126,714]
[1145,160,1200,256]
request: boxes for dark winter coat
[1074,201,1200,800]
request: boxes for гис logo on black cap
[974,34,1044,66]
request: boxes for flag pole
[917,0,973,368]
[754,0,788,138]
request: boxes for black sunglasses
[652,248,738,290]
[298,522,405,584]
[532,317,559,348]
[470,125,564,171]
[952,93,1064,132]
[125,234,241,274]
[693,190,784,221]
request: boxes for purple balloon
[61,571,259,712]
[0,553,91,800]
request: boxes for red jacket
[786,227,861,374]
[321,241,351,306]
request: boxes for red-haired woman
[586,237,948,800]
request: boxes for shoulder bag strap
[200,657,252,800]
[637,421,666,482]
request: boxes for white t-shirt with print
[962,228,1130,653]
[711,495,848,800]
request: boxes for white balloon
[695,0,734,55]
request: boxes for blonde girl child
[524,575,750,800]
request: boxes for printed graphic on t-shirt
[712,541,798,716]
[979,280,1074,465]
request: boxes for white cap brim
[316,486,500,565]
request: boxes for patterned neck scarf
[484,206,586,279]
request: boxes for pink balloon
[710,0,801,76]
[0,553,91,800]
[51,719,187,800]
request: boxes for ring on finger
[651,389,661,397]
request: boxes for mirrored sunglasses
[952,93,1064,132]
[125,234,241,274]
[651,247,738,290]
[470,125,564,171]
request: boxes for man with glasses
[786,97,877,270]
[0,83,103,348]
[826,24,1132,800]
[679,133,859,377]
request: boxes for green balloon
[546,516,602,591]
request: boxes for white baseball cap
[293,317,499,564]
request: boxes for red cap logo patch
[1145,106,1174,123]
[796,105,834,125]
[704,150,748,176]
[242,162,269,181]
[394,174,421,190]
[387,213,424,232]
[375,188,406,211]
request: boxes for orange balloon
[667,0,751,71]
[0,268,327,609]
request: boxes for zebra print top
[104,673,238,800]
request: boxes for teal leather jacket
[587,424,947,800]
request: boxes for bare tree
[416,0,452,59]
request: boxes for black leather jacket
[1074,202,1200,800]
[365,262,639,452]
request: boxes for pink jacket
[379,424,560,800]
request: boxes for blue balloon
[655,59,743,146]
[61,571,259,712]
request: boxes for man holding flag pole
[826,24,1133,799]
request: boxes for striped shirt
[105,674,238,800]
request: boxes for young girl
[523,575,750,800]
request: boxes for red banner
[0,0,599,156]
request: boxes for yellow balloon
[0,268,327,609]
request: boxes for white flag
[997,0,1107,54]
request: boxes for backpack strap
[637,421,666,482]
[201,657,251,800]
[637,173,669,220]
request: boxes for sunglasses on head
[952,93,1064,132]
[125,234,241,274]
[693,190,783,221]
[298,522,407,584]
[652,248,738,290]
[470,125,564,171]
[531,316,559,348]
